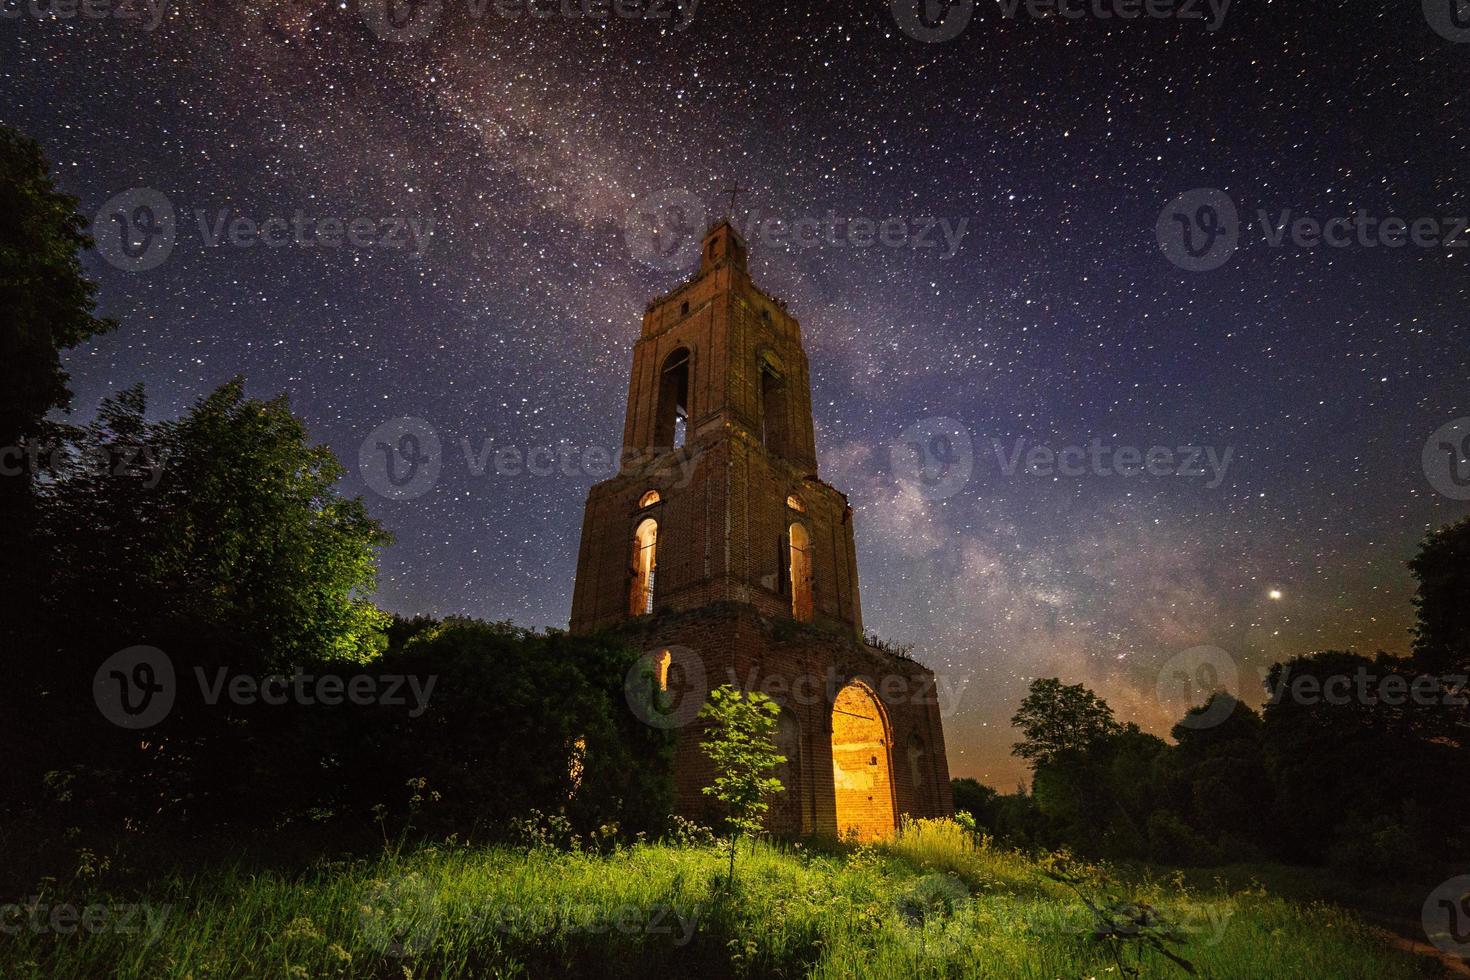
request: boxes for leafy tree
[0,126,115,656]
[698,685,786,884]
[950,777,999,825]
[1408,516,1470,676]
[1261,650,1465,866]
[335,617,675,839]
[41,378,391,671]
[11,380,394,825]
[1011,678,1121,769]
[1166,694,1273,852]
[0,126,114,466]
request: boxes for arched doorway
[830,681,896,840]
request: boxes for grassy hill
[1,819,1448,979]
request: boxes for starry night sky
[4,1,1468,785]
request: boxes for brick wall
[612,604,954,839]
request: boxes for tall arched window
[630,518,658,615]
[789,522,813,622]
[655,348,690,451]
[760,360,789,458]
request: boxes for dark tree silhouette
[1011,677,1122,768]
[1408,515,1470,676]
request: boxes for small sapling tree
[698,684,786,885]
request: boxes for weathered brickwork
[570,220,953,837]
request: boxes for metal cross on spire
[722,182,749,218]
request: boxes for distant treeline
[955,519,1469,875]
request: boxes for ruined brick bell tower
[570,219,953,838]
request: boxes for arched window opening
[789,522,813,623]
[831,682,897,840]
[638,489,661,509]
[630,518,658,615]
[680,300,689,316]
[760,361,789,457]
[786,494,804,513]
[655,348,690,451]
[654,648,672,691]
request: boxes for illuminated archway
[830,681,896,840]
[630,518,658,615]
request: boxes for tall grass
[0,821,1447,979]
